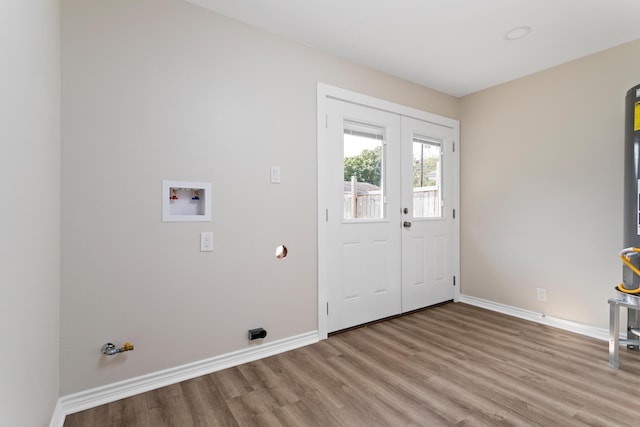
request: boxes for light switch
[200,232,213,252]
[270,166,281,184]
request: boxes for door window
[343,121,385,220]
[412,135,442,218]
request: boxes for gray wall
[0,0,61,425]
[460,39,640,327]
[60,0,458,395]
[60,0,640,399]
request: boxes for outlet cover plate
[200,232,213,252]
[536,288,547,302]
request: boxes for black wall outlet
[248,328,267,340]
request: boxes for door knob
[403,207,409,214]
[403,221,412,229]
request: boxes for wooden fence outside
[343,186,440,219]
[412,186,441,218]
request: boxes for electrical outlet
[270,166,281,184]
[536,288,547,302]
[200,232,213,252]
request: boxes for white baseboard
[459,294,610,341]
[49,300,616,426]
[53,331,319,426]
[49,399,65,427]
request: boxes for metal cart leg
[609,299,620,368]
[628,307,639,350]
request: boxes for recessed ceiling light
[504,26,532,41]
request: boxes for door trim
[317,82,460,339]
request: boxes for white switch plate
[200,232,213,252]
[536,288,547,302]
[270,166,281,184]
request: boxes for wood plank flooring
[64,303,640,426]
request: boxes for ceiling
[184,0,640,97]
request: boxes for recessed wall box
[162,180,212,222]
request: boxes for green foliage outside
[344,146,382,187]
[413,156,438,187]
[343,146,439,188]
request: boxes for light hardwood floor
[64,303,640,426]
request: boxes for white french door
[325,98,402,333]
[318,84,459,336]
[401,117,456,312]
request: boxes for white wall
[0,1,61,426]
[460,39,640,328]
[60,0,458,395]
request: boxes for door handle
[403,221,412,229]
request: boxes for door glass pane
[343,121,385,220]
[413,135,442,218]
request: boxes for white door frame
[317,82,460,340]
